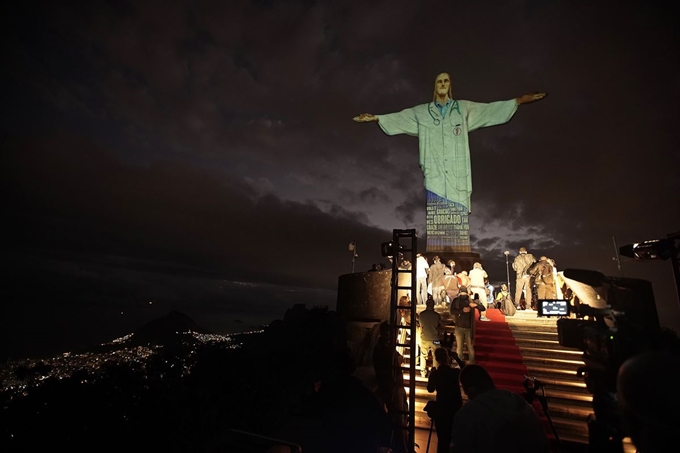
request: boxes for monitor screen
[539,299,569,316]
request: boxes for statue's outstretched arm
[353,113,379,122]
[516,92,548,105]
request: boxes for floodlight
[381,241,403,258]
[619,239,674,261]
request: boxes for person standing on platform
[442,270,460,306]
[427,347,464,453]
[458,270,471,290]
[485,278,495,309]
[429,255,447,305]
[468,262,489,316]
[549,257,564,299]
[416,253,430,305]
[472,293,489,322]
[532,256,557,300]
[446,259,457,276]
[513,247,536,309]
[450,286,478,364]
[418,295,441,378]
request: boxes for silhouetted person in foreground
[427,347,463,453]
[312,347,392,453]
[373,321,409,453]
[450,364,549,452]
[617,351,680,453]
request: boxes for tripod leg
[426,419,434,453]
[537,395,563,452]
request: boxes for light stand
[619,232,680,310]
[504,251,511,295]
[348,240,358,273]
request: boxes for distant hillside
[131,310,212,345]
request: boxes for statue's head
[433,72,452,102]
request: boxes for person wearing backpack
[531,256,557,300]
[427,347,464,453]
[450,286,480,364]
[512,247,536,310]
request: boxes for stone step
[509,323,563,334]
[522,355,585,370]
[518,346,583,361]
[523,364,586,380]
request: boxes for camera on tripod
[522,375,546,392]
[554,268,662,449]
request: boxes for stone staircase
[401,307,636,452]
[503,310,591,445]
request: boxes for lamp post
[504,250,511,294]
[349,240,358,273]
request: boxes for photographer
[530,256,557,300]
[450,286,478,364]
[426,347,463,453]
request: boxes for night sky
[3,0,679,357]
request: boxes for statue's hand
[517,92,548,105]
[353,113,378,122]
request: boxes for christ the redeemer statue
[354,72,546,253]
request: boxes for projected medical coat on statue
[354,72,546,253]
[377,99,517,252]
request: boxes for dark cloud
[2,133,392,290]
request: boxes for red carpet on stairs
[473,308,555,441]
[474,308,528,393]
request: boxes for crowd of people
[401,247,563,313]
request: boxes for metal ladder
[388,228,418,452]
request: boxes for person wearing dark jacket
[427,347,463,453]
[451,364,550,452]
[372,321,409,453]
[449,286,479,364]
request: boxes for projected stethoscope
[428,101,462,126]
[429,104,442,126]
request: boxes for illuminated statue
[354,73,546,252]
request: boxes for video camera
[556,269,660,384]
[554,269,662,449]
